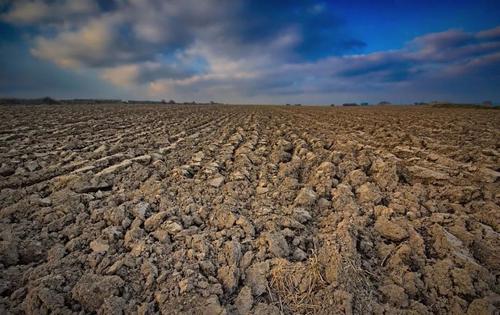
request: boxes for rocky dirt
[0,104,499,314]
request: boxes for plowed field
[1,104,499,314]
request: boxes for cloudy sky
[1,0,499,104]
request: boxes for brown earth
[0,104,499,314]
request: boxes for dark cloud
[332,28,500,85]
[0,0,98,25]
[412,28,500,62]
[0,41,127,98]
[478,26,500,41]
[136,63,202,84]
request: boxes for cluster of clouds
[1,0,499,103]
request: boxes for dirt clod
[374,217,409,241]
[72,274,124,311]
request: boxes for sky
[0,0,499,104]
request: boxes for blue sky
[1,0,499,104]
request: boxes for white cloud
[1,1,49,24]
[31,17,118,68]
[101,64,140,87]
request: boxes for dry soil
[0,104,499,314]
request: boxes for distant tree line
[0,97,124,105]
[0,97,61,105]
[0,97,496,107]
[0,97,226,106]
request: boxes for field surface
[0,104,499,314]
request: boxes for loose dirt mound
[0,104,499,314]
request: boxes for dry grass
[270,244,376,315]
[338,253,376,314]
[270,251,327,314]
[51,174,79,190]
